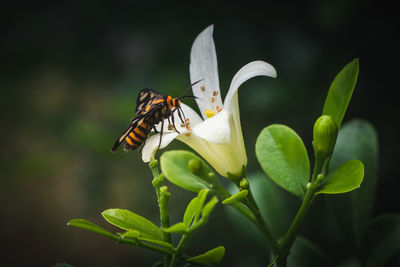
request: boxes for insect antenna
[177,79,203,99]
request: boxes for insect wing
[135,89,159,115]
[111,116,142,152]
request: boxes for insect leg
[171,110,180,134]
[157,119,164,149]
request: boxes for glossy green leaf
[317,160,364,194]
[201,196,219,222]
[195,189,209,221]
[222,190,248,204]
[67,219,118,241]
[160,150,214,192]
[256,124,310,198]
[102,209,163,241]
[162,222,187,234]
[183,197,198,228]
[187,246,225,266]
[322,58,359,128]
[361,214,400,267]
[287,236,334,267]
[326,119,379,248]
[120,230,140,239]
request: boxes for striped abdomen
[123,121,151,151]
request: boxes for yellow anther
[205,109,215,118]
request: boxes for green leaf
[287,236,334,267]
[162,222,187,234]
[317,160,364,194]
[187,246,225,266]
[195,189,209,220]
[67,219,118,241]
[326,119,379,248]
[120,230,140,239]
[222,190,248,204]
[201,196,219,222]
[256,124,310,198]
[360,214,400,267]
[322,58,359,128]
[102,209,163,241]
[160,151,214,192]
[183,197,199,228]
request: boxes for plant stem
[243,186,280,255]
[169,234,192,267]
[149,159,172,266]
[277,157,329,265]
[211,175,280,255]
[211,179,256,223]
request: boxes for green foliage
[67,219,118,241]
[102,209,164,241]
[316,160,364,194]
[187,246,225,266]
[160,151,215,192]
[326,119,379,248]
[360,214,400,267]
[226,172,295,242]
[256,124,310,198]
[322,58,359,128]
[222,190,248,204]
[287,236,334,267]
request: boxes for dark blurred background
[1,0,399,266]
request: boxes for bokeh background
[2,1,399,266]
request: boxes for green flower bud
[313,115,338,160]
[239,178,249,190]
[188,158,202,174]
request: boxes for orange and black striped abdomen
[123,121,151,151]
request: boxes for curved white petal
[224,60,277,111]
[141,132,179,162]
[189,25,223,118]
[192,110,230,144]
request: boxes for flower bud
[239,178,249,190]
[188,158,202,174]
[313,115,338,159]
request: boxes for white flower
[142,25,277,178]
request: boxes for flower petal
[192,109,230,144]
[141,132,179,162]
[223,60,277,111]
[190,25,223,119]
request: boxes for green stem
[278,156,329,265]
[243,186,280,255]
[149,159,172,266]
[169,234,192,267]
[211,175,279,255]
[118,237,173,256]
[211,178,256,223]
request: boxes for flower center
[205,109,215,118]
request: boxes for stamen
[213,90,218,96]
[205,109,215,118]
[211,97,215,103]
[216,105,222,113]
[168,124,174,131]
[180,123,185,128]
[185,132,192,136]
[200,85,205,92]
